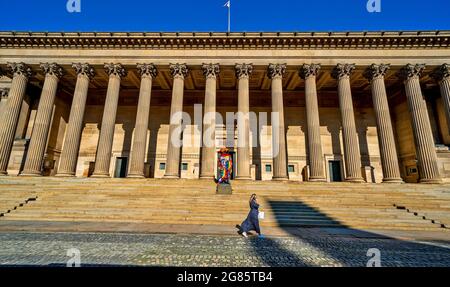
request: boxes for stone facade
[0,31,450,183]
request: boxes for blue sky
[0,0,449,32]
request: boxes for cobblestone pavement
[0,231,449,267]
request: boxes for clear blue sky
[0,0,449,32]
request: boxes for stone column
[431,64,450,135]
[128,64,157,178]
[92,64,127,178]
[199,63,220,179]
[268,63,289,181]
[22,63,64,176]
[364,64,403,183]
[332,64,364,182]
[235,63,253,180]
[399,64,441,183]
[299,64,326,182]
[57,63,95,177]
[164,63,189,178]
[0,63,33,175]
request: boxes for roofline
[1,30,449,49]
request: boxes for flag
[224,1,230,8]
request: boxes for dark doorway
[329,160,342,182]
[114,157,128,178]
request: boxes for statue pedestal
[216,183,232,195]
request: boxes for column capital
[72,63,96,79]
[235,63,253,79]
[40,63,64,79]
[299,63,321,79]
[137,63,158,78]
[0,88,9,99]
[398,63,426,81]
[7,62,33,79]
[169,63,189,79]
[430,63,450,82]
[331,63,355,80]
[363,63,391,81]
[104,63,127,78]
[202,63,220,79]
[267,63,287,79]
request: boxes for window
[265,164,272,172]
[159,163,166,170]
[288,165,295,173]
[182,163,188,171]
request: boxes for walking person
[237,194,263,238]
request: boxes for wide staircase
[0,177,449,231]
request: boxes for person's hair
[250,194,256,201]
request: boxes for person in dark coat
[237,194,262,238]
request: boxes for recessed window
[288,165,295,173]
[407,166,418,176]
[265,164,272,172]
[159,163,166,170]
[182,163,188,171]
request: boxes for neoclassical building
[0,31,449,183]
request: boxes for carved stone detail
[0,88,9,99]
[202,63,220,78]
[137,63,158,78]
[363,64,391,81]
[398,63,426,80]
[169,63,189,79]
[7,62,33,78]
[267,63,287,79]
[72,63,96,79]
[235,63,253,79]
[299,64,321,79]
[104,63,127,78]
[40,63,64,79]
[430,63,450,82]
[331,63,356,79]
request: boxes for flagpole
[228,2,231,33]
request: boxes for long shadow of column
[246,199,450,267]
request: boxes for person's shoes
[242,232,248,238]
[258,234,265,239]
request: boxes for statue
[216,148,233,194]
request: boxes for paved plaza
[1,229,449,267]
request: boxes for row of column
[0,62,449,183]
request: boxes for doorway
[329,160,342,182]
[114,157,128,178]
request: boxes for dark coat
[240,199,261,234]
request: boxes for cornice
[0,31,449,49]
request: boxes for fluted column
[332,64,364,182]
[92,64,127,178]
[22,63,63,176]
[431,64,450,135]
[235,63,253,180]
[268,63,289,181]
[164,63,189,178]
[300,64,326,182]
[128,64,157,178]
[364,64,403,183]
[399,64,441,183]
[0,63,32,175]
[57,63,95,177]
[199,63,219,179]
